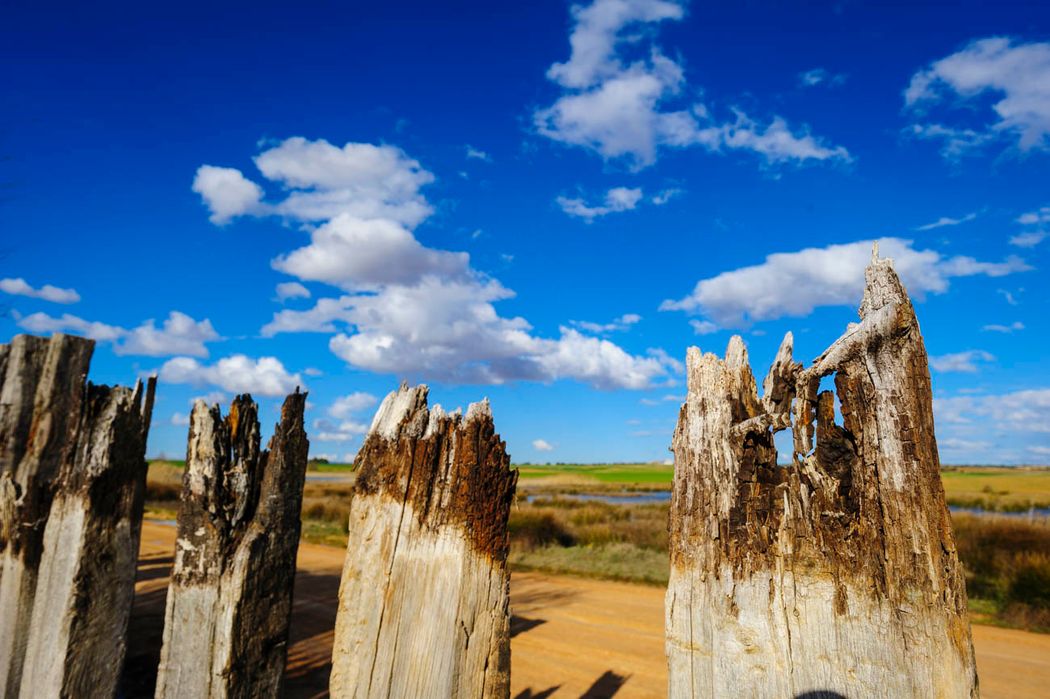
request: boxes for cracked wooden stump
[155,390,309,699]
[666,248,978,698]
[329,384,517,699]
[0,333,156,699]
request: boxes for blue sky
[2,0,1048,465]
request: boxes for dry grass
[144,460,1050,632]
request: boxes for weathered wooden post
[0,333,156,699]
[666,248,978,698]
[0,334,94,698]
[154,390,308,699]
[329,384,517,699]
[19,377,156,698]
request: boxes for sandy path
[123,522,1050,698]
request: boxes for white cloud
[532,438,554,452]
[204,137,674,390]
[275,281,311,302]
[905,37,1050,157]
[159,354,302,396]
[195,137,434,227]
[798,68,846,88]
[571,313,642,333]
[661,237,1031,326]
[1010,205,1049,247]
[465,146,491,161]
[982,321,1024,333]
[192,165,264,224]
[0,278,80,304]
[915,212,977,231]
[18,310,218,357]
[116,311,219,357]
[328,392,378,419]
[535,0,849,168]
[935,389,1050,434]
[557,186,644,220]
[272,214,470,289]
[689,319,718,335]
[651,188,681,205]
[170,412,190,427]
[312,416,369,442]
[1017,206,1050,225]
[1010,231,1047,248]
[930,350,994,373]
[16,312,124,341]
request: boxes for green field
[516,462,674,485]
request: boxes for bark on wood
[155,390,309,699]
[666,247,978,698]
[0,334,94,698]
[18,377,156,698]
[329,384,517,699]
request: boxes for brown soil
[122,521,1050,699]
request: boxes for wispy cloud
[915,212,977,230]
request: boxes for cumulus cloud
[116,311,219,357]
[272,214,470,289]
[0,278,80,304]
[557,186,643,220]
[929,350,995,373]
[170,412,190,427]
[222,135,677,390]
[159,354,302,396]
[192,165,264,224]
[915,212,977,231]
[17,312,124,341]
[275,281,311,302]
[194,137,434,227]
[905,37,1050,157]
[532,438,554,452]
[328,392,378,419]
[535,0,849,168]
[17,310,219,357]
[661,238,1031,327]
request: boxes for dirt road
[123,522,1050,698]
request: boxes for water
[948,505,1050,519]
[522,496,1048,515]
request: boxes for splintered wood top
[122,521,1050,699]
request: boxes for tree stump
[154,390,308,699]
[329,384,517,699]
[666,248,978,698]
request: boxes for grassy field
[941,466,1050,512]
[145,460,1050,633]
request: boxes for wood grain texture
[329,384,517,699]
[155,390,308,699]
[0,334,94,698]
[19,377,156,698]
[667,248,978,698]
